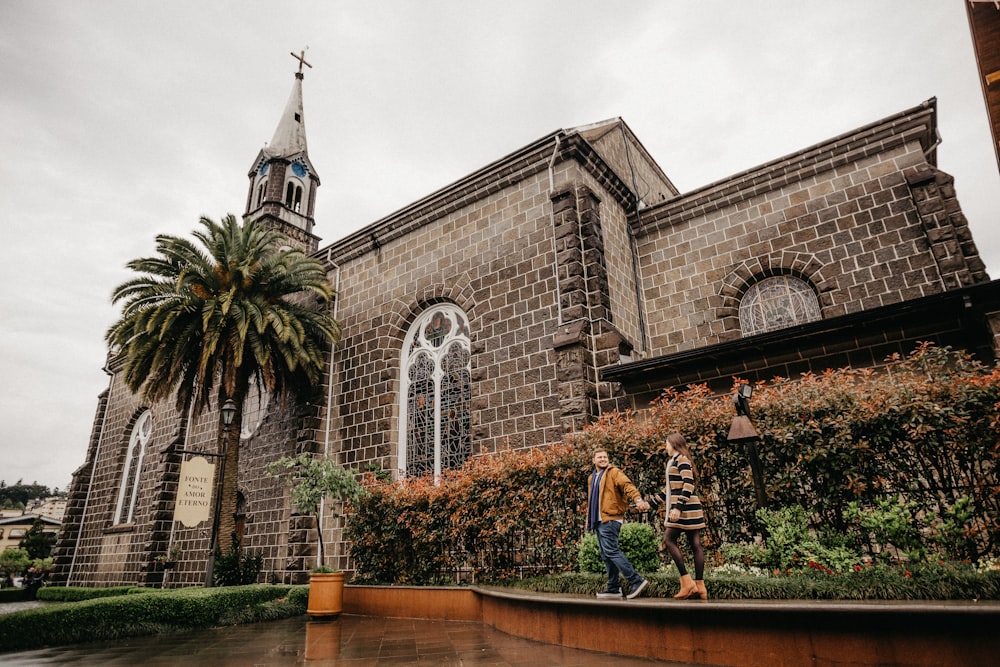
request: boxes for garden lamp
[221,399,237,432]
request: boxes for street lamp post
[206,398,237,586]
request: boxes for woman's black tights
[663,527,704,579]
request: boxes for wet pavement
[1,612,682,665]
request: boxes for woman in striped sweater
[649,432,707,600]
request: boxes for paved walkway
[1,612,683,665]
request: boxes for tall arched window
[739,275,821,336]
[114,409,152,524]
[399,304,472,478]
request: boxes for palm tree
[106,214,340,562]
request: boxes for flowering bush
[346,344,1000,585]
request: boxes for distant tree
[0,482,51,508]
[105,214,341,554]
[0,548,31,576]
[19,519,56,559]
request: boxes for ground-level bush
[0,584,306,653]
[512,565,1000,601]
[577,522,659,574]
[36,585,137,602]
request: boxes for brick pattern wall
[50,366,321,586]
[328,171,565,468]
[55,376,185,587]
[48,389,109,584]
[904,165,988,289]
[582,124,678,207]
[638,140,986,358]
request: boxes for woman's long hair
[667,432,697,481]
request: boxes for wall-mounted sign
[174,456,215,527]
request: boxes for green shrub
[212,535,264,586]
[287,584,309,608]
[845,496,929,563]
[577,522,659,574]
[36,586,136,602]
[0,584,301,653]
[512,566,1000,601]
[753,505,863,573]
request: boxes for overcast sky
[1,1,997,492]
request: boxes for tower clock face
[291,162,306,177]
[259,164,269,176]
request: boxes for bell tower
[245,50,321,253]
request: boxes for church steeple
[245,50,321,253]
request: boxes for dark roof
[0,514,61,527]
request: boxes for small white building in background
[26,497,67,522]
[0,514,61,554]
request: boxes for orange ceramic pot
[307,571,345,618]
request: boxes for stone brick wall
[51,360,318,587]
[578,121,678,208]
[48,388,109,584]
[636,136,987,358]
[328,169,563,471]
[56,371,186,587]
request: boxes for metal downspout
[318,249,341,565]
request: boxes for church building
[51,60,1000,587]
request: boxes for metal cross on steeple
[290,49,312,74]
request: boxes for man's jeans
[595,520,640,591]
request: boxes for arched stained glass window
[400,304,472,478]
[114,409,152,524]
[739,275,821,336]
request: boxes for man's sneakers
[626,578,648,600]
[597,578,648,600]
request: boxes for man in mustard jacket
[586,448,650,599]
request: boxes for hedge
[347,344,1000,584]
[0,584,307,653]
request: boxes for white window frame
[398,304,472,479]
[114,409,152,524]
[739,275,821,336]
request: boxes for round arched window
[739,276,821,336]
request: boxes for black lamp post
[206,398,238,586]
[727,383,767,510]
[221,399,237,430]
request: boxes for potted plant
[153,544,182,569]
[268,452,363,618]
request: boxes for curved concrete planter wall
[344,584,1000,666]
